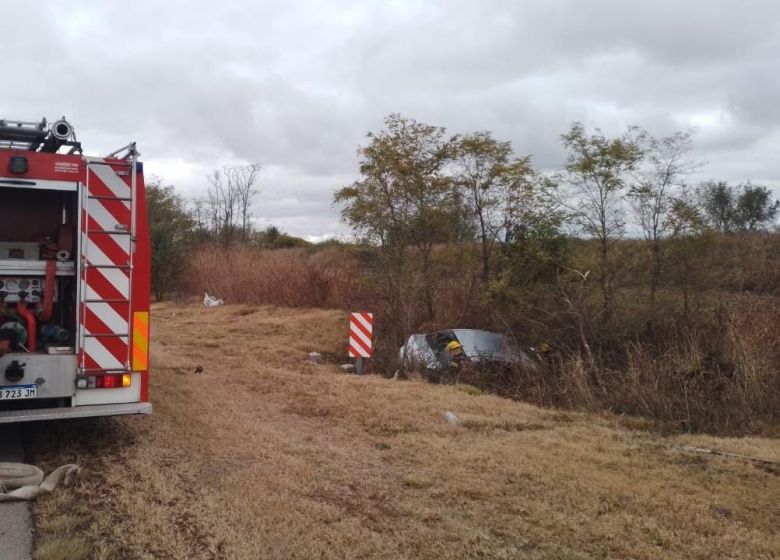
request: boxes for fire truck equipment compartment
[0,116,151,422]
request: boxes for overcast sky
[4,1,779,239]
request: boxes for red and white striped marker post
[348,312,373,374]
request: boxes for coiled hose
[0,462,80,502]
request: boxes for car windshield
[423,329,517,362]
[451,330,513,360]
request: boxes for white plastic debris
[444,411,460,425]
[203,292,224,307]
[340,363,356,373]
[308,352,324,364]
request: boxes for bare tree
[233,164,261,237]
[666,196,709,317]
[630,129,699,306]
[205,164,261,245]
[557,267,594,364]
[560,123,644,320]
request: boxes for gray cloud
[2,0,779,238]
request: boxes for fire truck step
[83,264,132,270]
[87,195,132,202]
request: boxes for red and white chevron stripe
[348,312,373,358]
[79,160,133,372]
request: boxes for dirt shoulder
[25,303,780,559]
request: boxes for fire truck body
[0,118,151,423]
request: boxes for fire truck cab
[0,117,151,423]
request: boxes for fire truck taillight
[76,374,132,389]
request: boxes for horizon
[3,1,779,239]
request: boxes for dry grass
[25,303,780,559]
[185,246,362,309]
[35,537,90,560]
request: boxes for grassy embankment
[27,302,780,560]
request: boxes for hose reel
[51,119,73,141]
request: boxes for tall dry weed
[547,299,780,434]
[186,246,363,309]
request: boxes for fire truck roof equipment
[0,117,82,154]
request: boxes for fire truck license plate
[0,385,37,400]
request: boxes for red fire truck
[0,117,151,422]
